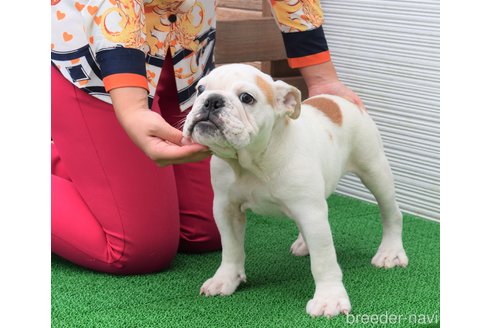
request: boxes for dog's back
[298,95,384,192]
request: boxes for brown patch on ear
[256,75,275,107]
[303,97,343,126]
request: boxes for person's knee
[109,252,176,275]
[51,142,71,180]
[109,235,179,275]
[179,219,222,253]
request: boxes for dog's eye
[197,85,205,95]
[239,92,255,105]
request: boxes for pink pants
[51,57,221,275]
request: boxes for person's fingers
[151,139,209,160]
[150,117,184,146]
[334,86,363,110]
[181,136,194,145]
[161,150,211,166]
[153,142,212,166]
[348,94,361,106]
[355,98,365,110]
[340,93,358,106]
[348,92,365,110]
[166,143,210,159]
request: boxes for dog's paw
[306,285,351,318]
[200,271,246,296]
[290,234,309,256]
[371,245,408,268]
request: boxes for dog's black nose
[203,95,225,111]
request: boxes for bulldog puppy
[183,64,408,318]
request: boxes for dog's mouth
[190,119,218,133]
[188,111,223,136]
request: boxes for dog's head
[183,64,301,158]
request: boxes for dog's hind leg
[290,232,309,256]
[352,150,408,269]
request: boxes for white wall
[321,0,440,220]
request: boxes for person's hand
[110,87,211,167]
[307,80,364,109]
[118,108,211,166]
[299,60,365,109]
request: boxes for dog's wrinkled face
[183,64,301,158]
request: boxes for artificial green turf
[51,194,440,328]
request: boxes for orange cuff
[103,73,149,92]
[287,51,331,69]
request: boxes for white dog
[183,64,408,318]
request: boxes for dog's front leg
[291,200,351,318]
[200,199,246,296]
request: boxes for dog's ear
[273,80,301,119]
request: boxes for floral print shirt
[51,0,330,110]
